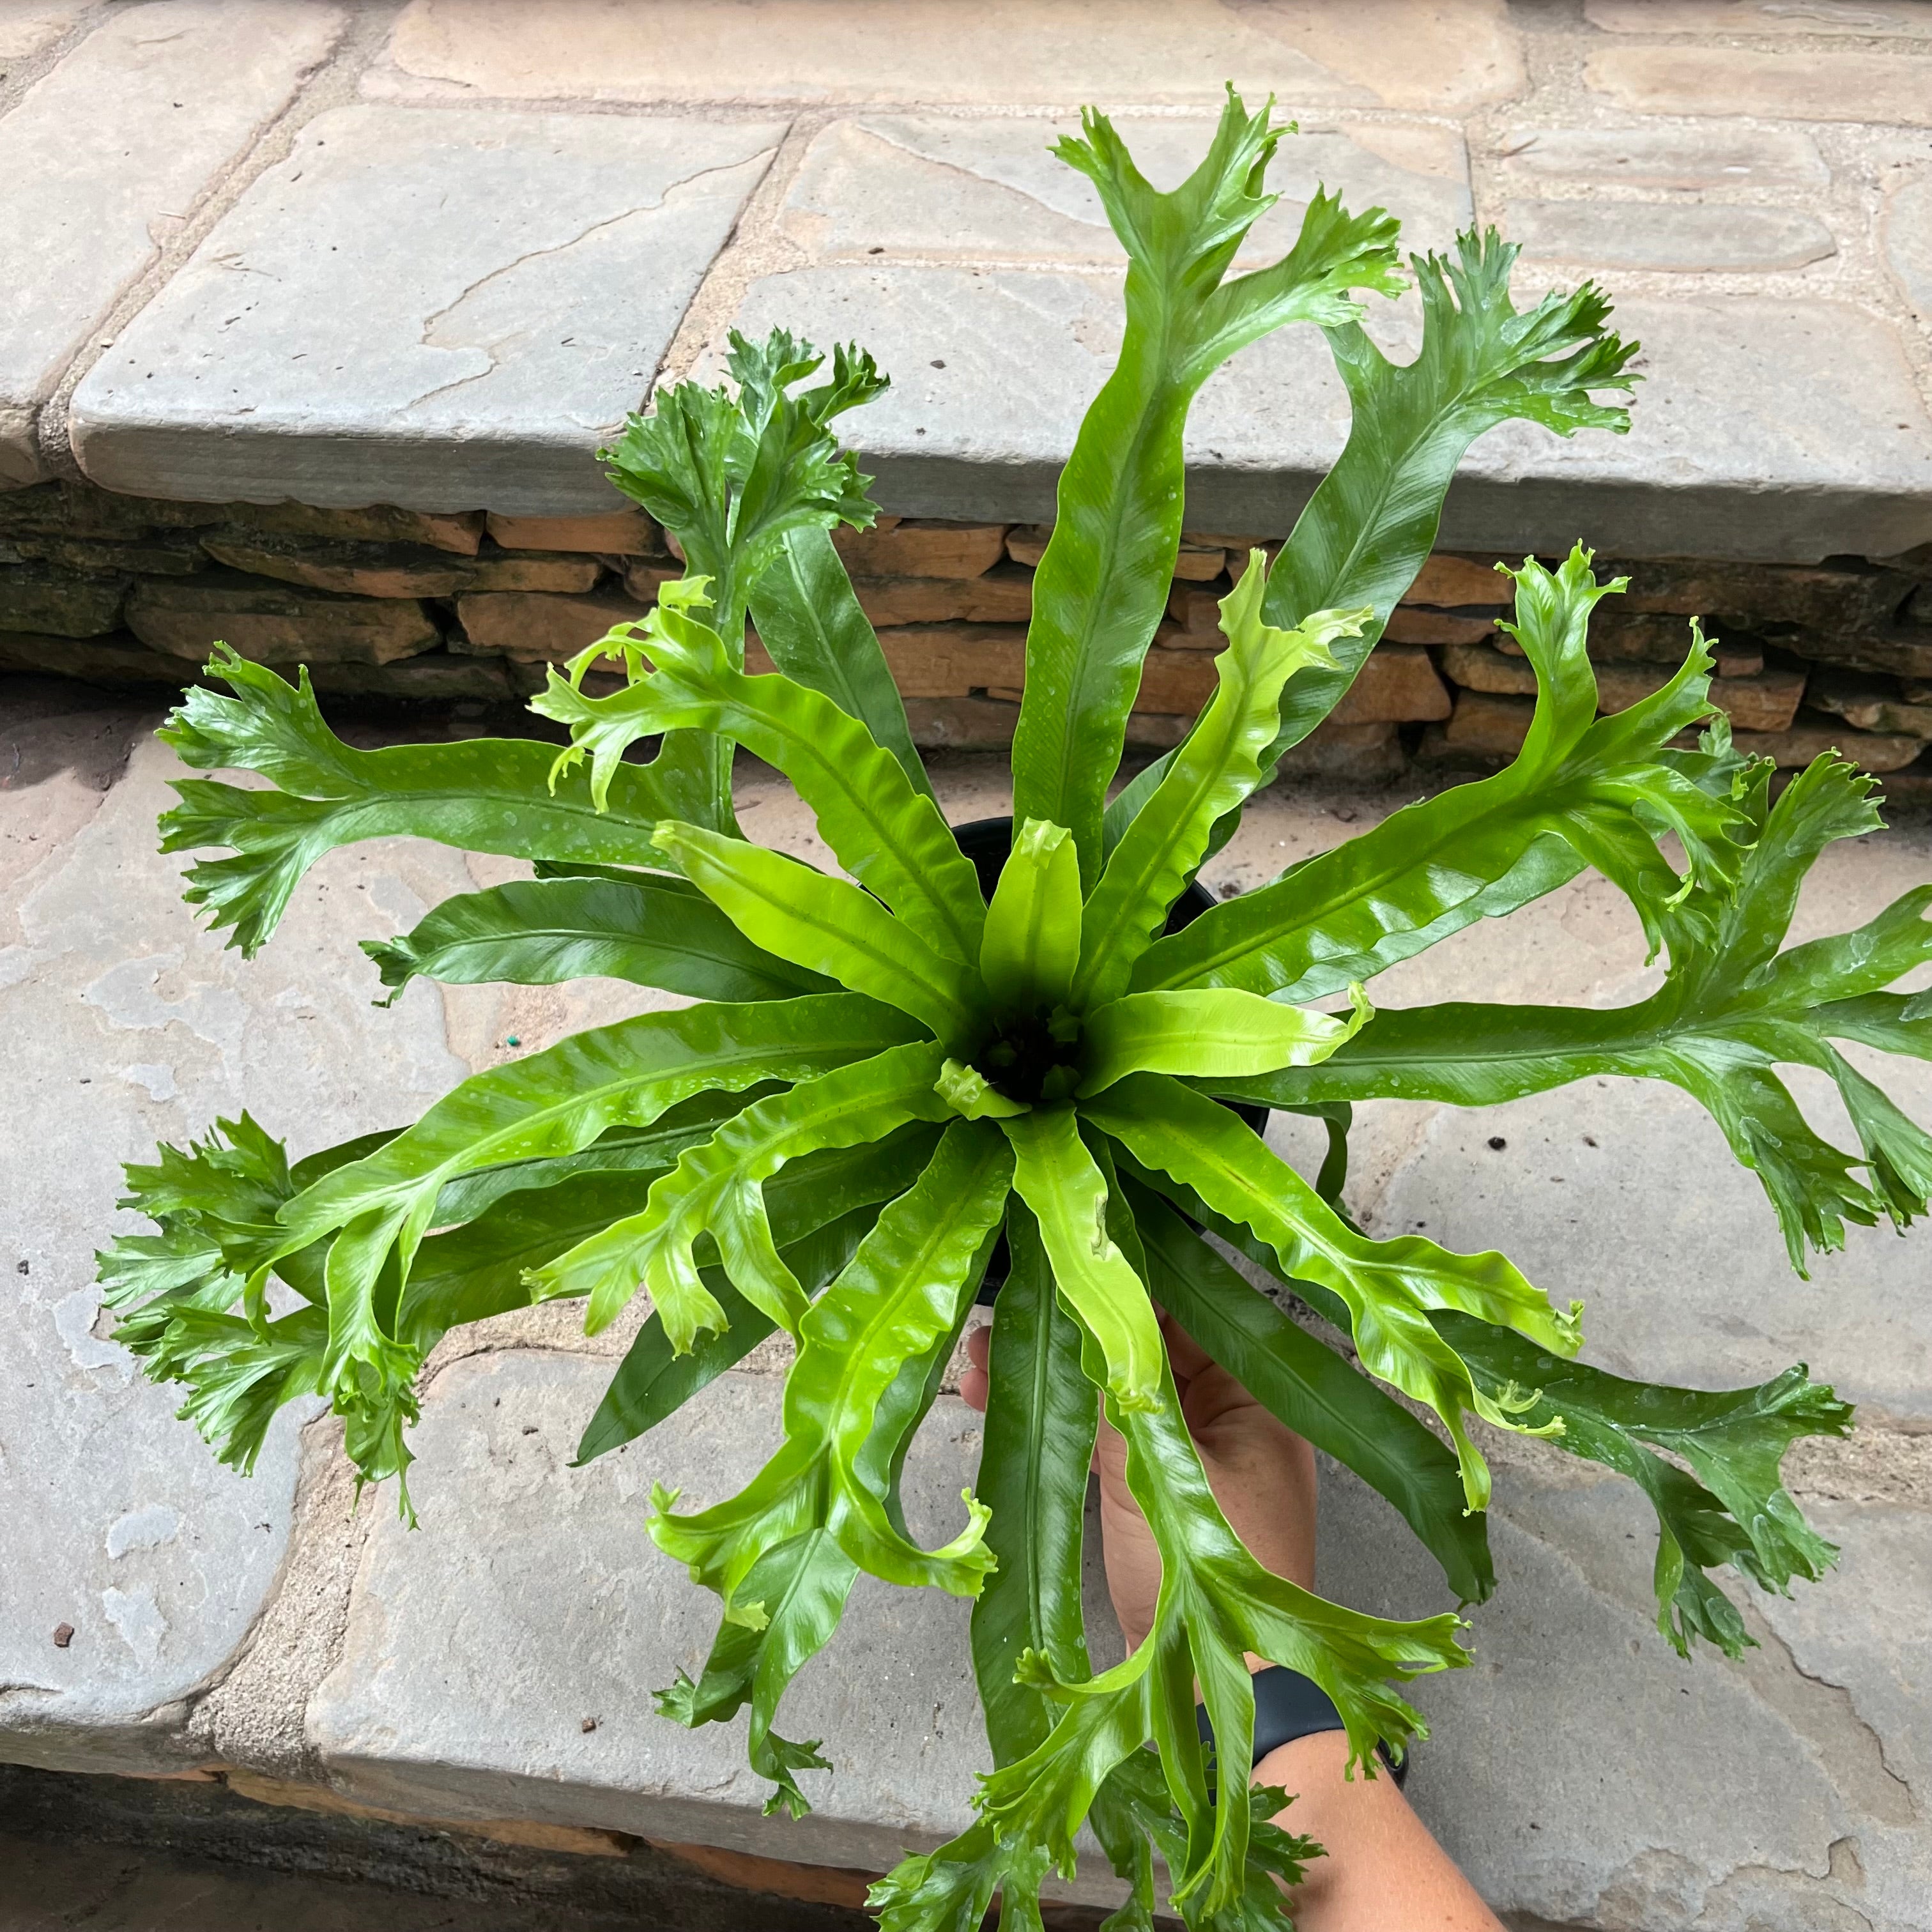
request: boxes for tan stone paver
[1588,42,1932,125]
[379,0,1522,110]
[0,0,345,484]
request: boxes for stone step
[3,686,1928,1931]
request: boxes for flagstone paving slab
[68,105,785,514]
[375,0,1524,112]
[0,0,344,487]
[0,705,473,1771]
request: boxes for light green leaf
[599,328,890,831]
[1105,228,1637,854]
[1130,550,1747,1002]
[1227,756,1932,1269]
[979,817,1082,1015]
[1088,1073,1581,1511]
[158,648,684,957]
[1077,985,1368,1096]
[1075,560,1361,1008]
[1130,1183,1493,1606]
[533,578,985,966]
[362,873,838,1005]
[1011,92,1403,884]
[654,821,984,1046]
[1000,1106,1164,1412]
[533,1041,953,1341]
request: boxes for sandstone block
[850,568,1033,627]
[1735,712,1927,772]
[1588,45,1932,125]
[1611,558,1914,635]
[484,509,659,555]
[871,623,1027,697]
[1166,581,1227,639]
[0,1,346,484]
[126,573,441,666]
[1589,608,1735,666]
[383,0,1523,113]
[832,521,1008,578]
[1328,645,1452,724]
[1441,641,1535,696]
[305,652,516,703]
[1383,607,1499,646]
[1494,123,1828,192]
[1441,689,1533,756]
[7,532,208,578]
[201,533,468,599]
[70,107,785,514]
[1507,199,1835,273]
[904,693,1020,750]
[1005,525,1052,569]
[201,532,601,598]
[1404,553,1511,607]
[224,502,487,556]
[619,559,686,606]
[0,631,183,687]
[1805,670,1932,740]
[778,114,1473,270]
[1780,632,1932,681]
[1883,170,1932,321]
[1276,719,1406,780]
[0,479,226,539]
[456,587,652,663]
[0,567,127,637]
[1587,0,1932,33]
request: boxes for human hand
[960,1309,1317,1653]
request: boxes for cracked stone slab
[0,704,477,1772]
[377,0,1525,112]
[68,105,786,515]
[1505,199,1837,273]
[776,114,1473,267]
[1322,1450,1932,1932]
[307,1351,1070,1886]
[0,0,346,487]
[708,268,1932,560]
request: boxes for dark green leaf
[362,873,836,1004]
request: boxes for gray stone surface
[1506,199,1837,273]
[0,0,345,487]
[1320,1452,1930,1932]
[307,1351,1025,1883]
[375,0,1527,113]
[778,114,1473,266]
[0,1,90,59]
[1494,123,1831,192]
[710,270,1932,560]
[69,105,785,514]
[1885,171,1932,323]
[0,694,473,1771]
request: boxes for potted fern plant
[103,94,1928,1928]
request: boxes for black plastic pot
[951,816,1268,1300]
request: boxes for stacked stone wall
[4,479,1931,795]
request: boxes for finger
[1161,1310,1214,1385]
[965,1322,992,1371]
[960,1363,990,1413]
